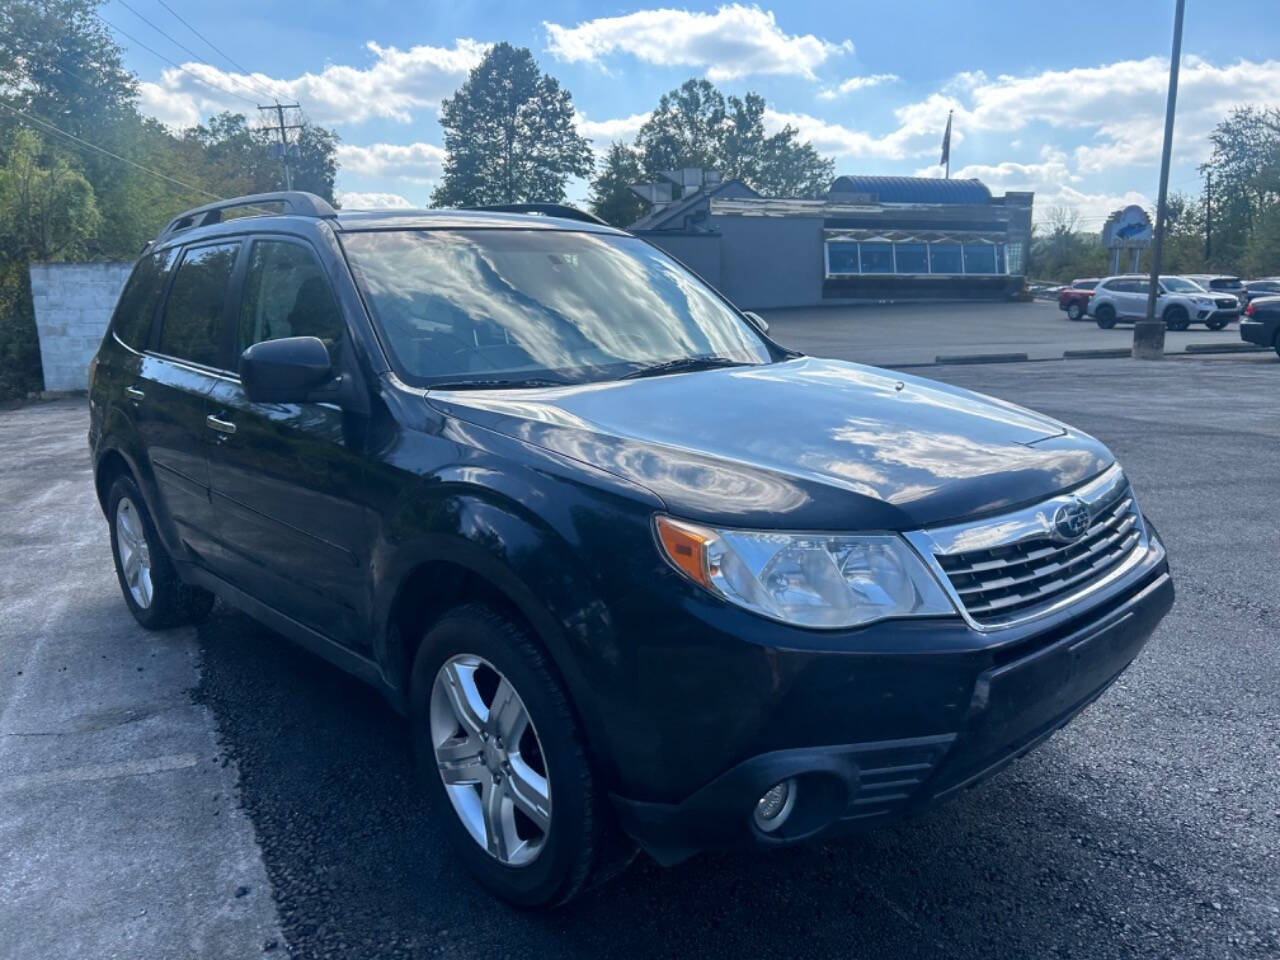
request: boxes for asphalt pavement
[3,352,1279,958]
[762,300,1255,366]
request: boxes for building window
[860,242,893,274]
[930,243,963,274]
[963,243,997,275]
[826,241,859,275]
[893,243,929,274]
[1006,241,1025,275]
[995,245,1006,274]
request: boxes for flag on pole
[940,110,952,178]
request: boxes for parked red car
[1058,278,1101,321]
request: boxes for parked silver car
[1090,275,1238,330]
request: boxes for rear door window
[112,248,178,348]
[238,239,345,356]
[158,242,240,368]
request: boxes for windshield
[340,229,774,387]
[1161,277,1204,293]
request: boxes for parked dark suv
[89,192,1174,907]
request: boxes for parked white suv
[1090,275,1239,331]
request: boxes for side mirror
[239,336,333,404]
[743,310,769,335]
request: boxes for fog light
[753,778,797,833]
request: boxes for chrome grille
[1215,298,1237,309]
[907,465,1147,629]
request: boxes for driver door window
[239,240,345,357]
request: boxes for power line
[95,13,262,108]
[0,99,221,202]
[152,0,288,102]
[111,0,282,105]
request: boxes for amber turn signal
[654,516,716,588]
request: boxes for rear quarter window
[111,248,178,348]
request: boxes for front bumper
[1194,307,1238,323]
[611,543,1173,864]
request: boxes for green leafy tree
[432,43,593,207]
[593,79,835,226]
[587,142,647,228]
[0,129,101,398]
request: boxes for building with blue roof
[631,174,1034,308]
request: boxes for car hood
[427,357,1113,530]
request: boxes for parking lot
[762,300,1254,366]
[3,347,1279,958]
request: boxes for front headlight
[654,516,956,629]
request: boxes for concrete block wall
[29,261,133,392]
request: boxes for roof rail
[466,203,610,227]
[156,191,337,243]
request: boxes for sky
[105,0,1280,228]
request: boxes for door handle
[205,414,237,436]
[125,385,145,401]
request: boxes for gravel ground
[186,355,1280,959]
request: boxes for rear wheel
[1066,302,1083,321]
[1164,306,1190,331]
[410,604,630,907]
[1274,332,1280,360]
[107,475,215,629]
[1095,304,1117,329]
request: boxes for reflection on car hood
[427,357,1113,529]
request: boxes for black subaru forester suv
[89,191,1174,906]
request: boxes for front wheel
[1095,305,1117,329]
[107,475,215,629]
[1164,307,1190,331]
[1205,317,1229,331]
[410,604,630,907]
[1067,302,1083,321]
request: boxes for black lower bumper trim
[611,570,1173,865]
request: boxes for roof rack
[465,203,610,227]
[155,191,337,243]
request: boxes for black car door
[135,240,242,567]
[203,235,371,649]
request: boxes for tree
[587,142,647,228]
[431,43,593,207]
[0,128,102,398]
[592,79,835,227]
[1201,106,1280,272]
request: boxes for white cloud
[544,4,851,81]
[575,111,651,143]
[137,39,487,128]
[335,142,446,184]
[817,73,899,100]
[764,108,927,160]
[336,191,414,209]
[912,149,1149,226]
[911,56,1280,171]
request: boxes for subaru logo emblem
[1053,499,1091,542]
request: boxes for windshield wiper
[620,356,751,380]
[425,376,573,391]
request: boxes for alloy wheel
[114,496,153,609]
[429,654,552,866]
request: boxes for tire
[1164,306,1190,331]
[409,604,630,907]
[1095,304,1117,329]
[1274,333,1280,360]
[1066,302,1083,321]
[106,475,215,630]
[1205,317,1228,331]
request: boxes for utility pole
[257,100,303,191]
[1204,170,1212,262]
[1133,0,1185,361]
